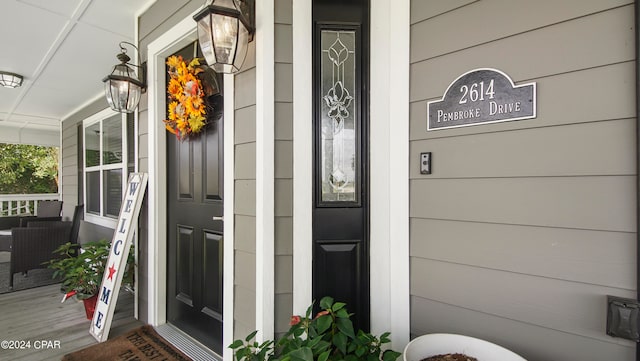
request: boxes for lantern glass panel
[104,61,142,113]
[232,21,249,72]
[197,14,216,67]
[105,79,141,113]
[212,13,239,67]
[194,0,253,74]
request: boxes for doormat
[61,325,192,361]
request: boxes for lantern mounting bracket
[116,41,147,93]
[102,41,147,113]
[235,0,255,42]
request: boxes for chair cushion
[37,200,62,217]
[0,235,11,252]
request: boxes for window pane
[320,30,357,202]
[86,171,100,214]
[85,123,100,167]
[103,114,123,165]
[103,169,122,217]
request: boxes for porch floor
[0,283,142,361]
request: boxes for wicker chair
[0,216,21,230]
[8,204,84,289]
[0,200,62,230]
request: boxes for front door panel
[167,43,224,354]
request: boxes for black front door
[312,0,370,331]
[166,44,224,353]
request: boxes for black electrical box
[607,295,640,342]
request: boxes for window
[82,108,136,227]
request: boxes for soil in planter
[422,354,478,361]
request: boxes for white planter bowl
[403,333,526,361]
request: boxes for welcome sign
[90,172,148,342]
[427,68,536,131]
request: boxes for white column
[370,0,411,349]
[255,0,276,343]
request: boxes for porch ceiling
[0,0,153,138]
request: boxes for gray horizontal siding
[411,258,635,341]
[235,106,257,144]
[234,38,257,335]
[411,218,635,290]
[411,296,635,361]
[235,68,257,109]
[411,118,636,178]
[411,176,635,232]
[410,5,634,103]
[410,0,476,24]
[235,215,256,253]
[235,143,257,179]
[275,103,293,140]
[234,285,257,338]
[408,1,636,360]
[274,0,293,336]
[410,0,632,62]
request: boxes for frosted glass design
[321,30,356,202]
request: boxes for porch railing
[0,194,60,217]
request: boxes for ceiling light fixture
[103,42,147,113]
[193,0,255,74]
[0,72,24,88]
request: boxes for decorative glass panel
[320,30,357,202]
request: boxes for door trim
[146,10,236,361]
[292,0,410,349]
[255,0,276,343]
[292,0,314,316]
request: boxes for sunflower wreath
[164,55,209,140]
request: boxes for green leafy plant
[0,143,58,196]
[45,240,135,300]
[230,297,401,361]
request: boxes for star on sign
[107,263,117,281]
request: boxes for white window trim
[293,0,410,350]
[82,107,128,229]
[146,10,236,361]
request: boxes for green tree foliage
[0,143,59,194]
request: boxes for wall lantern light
[0,71,23,88]
[193,0,255,74]
[103,42,147,113]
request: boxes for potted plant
[403,333,526,361]
[230,296,402,361]
[45,240,135,319]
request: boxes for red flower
[290,315,301,326]
[315,310,329,319]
